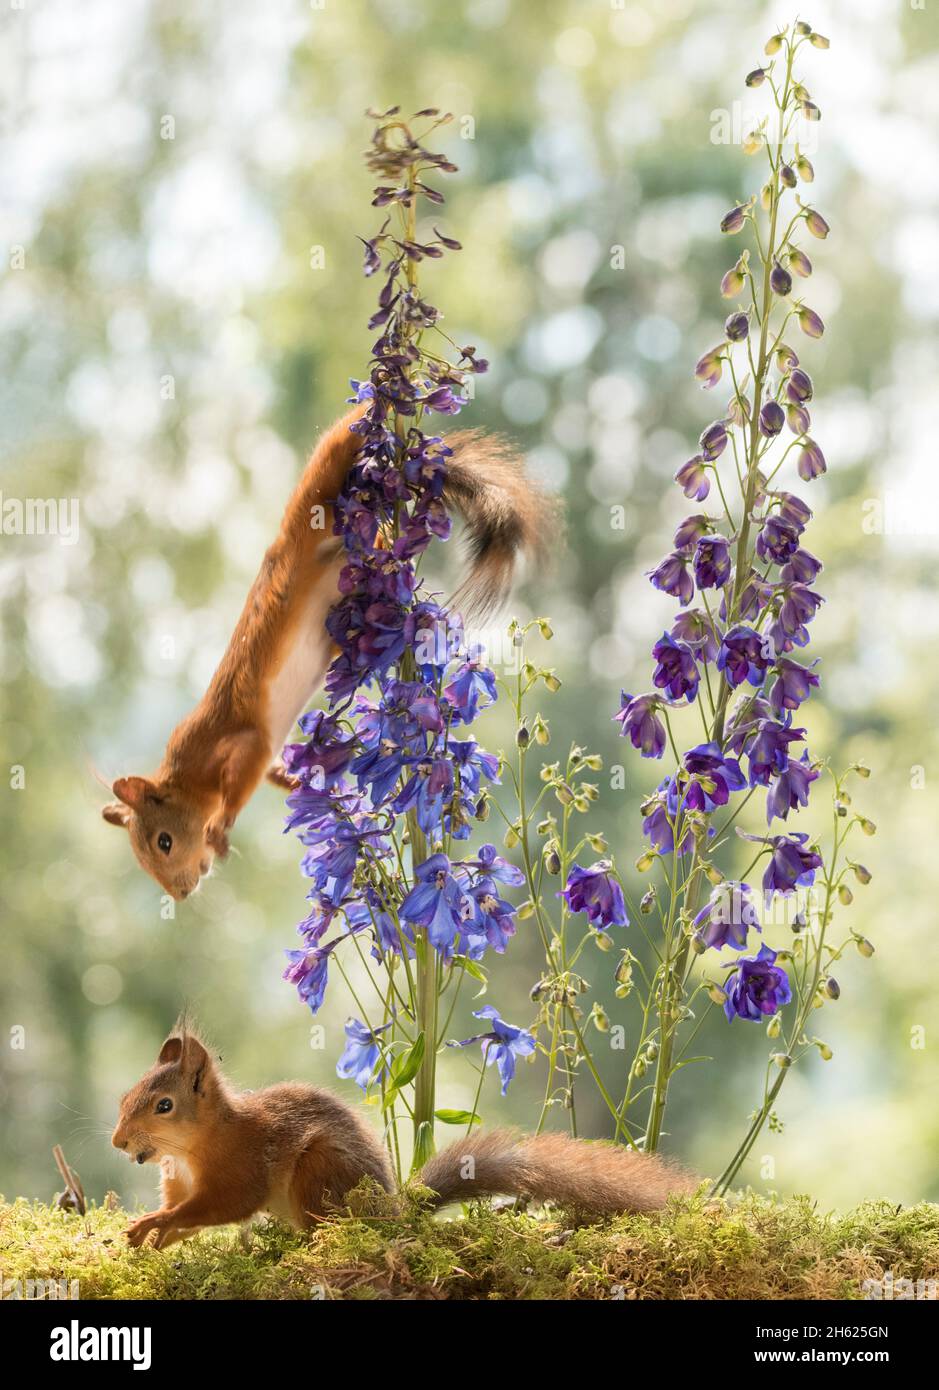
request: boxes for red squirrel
[101,408,551,899]
[112,1024,694,1248]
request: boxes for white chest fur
[264,562,342,753]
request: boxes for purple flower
[399,853,470,953]
[615,692,667,759]
[723,944,792,1021]
[682,741,746,811]
[652,632,700,702]
[781,548,823,583]
[560,860,628,929]
[672,608,720,662]
[460,843,525,886]
[693,881,761,951]
[674,513,710,550]
[675,455,710,501]
[770,656,821,713]
[450,1006,536,1094]
[756,514,800,564]
[798,306,825,338]
[717,624,772,688]
[336,1017,391,1090]
[740,830,823,895]
[745,717,807,787]
[641,777,695,856]
[649,551,693,604]
[720,205,747,234]
[766,750,819,823]
[725,311,750,341]
[443,659,498,723]
[786,403,811,435]
[460,878,517,957]
[693,534,732,589]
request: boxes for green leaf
[434,1108,481,1126]
[389,1032,425,1088]
[451,955,488,997]
[411,1120,435,1173]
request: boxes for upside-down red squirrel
[112,1025,695,1248]
[101,408,552,900]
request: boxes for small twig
[52,1144,86,1215]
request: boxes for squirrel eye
[155,1098,173,1114]
[157,832,172,855]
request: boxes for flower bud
[544,845,562,875]
[615,953,634,988]
[593,931,614,955]
[543,670,561,693]
[786,403,811,436]
[809,32,830,48]
[780,164,796,188]
[798,438,826,481]
[742,129,765,156]
[792,911,807,933]
[770,263,792,297]
[766,1014,782,1038]
[555,780,574,805]
[474,792,491,822]
[516,723,530,749]
[764,32,784,55]
[704,862,723,886]
[587,832,608,852]
[537,618,553,639]
[760,181,773,211]
[818,1042,833,1061]
[801,100,821,121]
[633,1058,647,1078]
[759,401,785,437]
[860,817,877,836]
[823,977,841,1000]
[786,367,813,402]
[795,153,815,183]
[798,306,825,338]
[516,899,535,920]
[725,310,750,341]
[640,886,656,915]
[776,342,799,372]
[745,67,766,88]
[794,22,812,37]
[838,884,853,906]
[691,932,707,956]
[788,249,812,278]
[708,985,727,1006]
[504,824,519,849]
[533,717,550,746]
[720,205,747,234]
[855,936,875,958]
[636,850,655,872]
[721,266,745,298]
[695,345,725,390]
[851,761,871,779]
[592,1004,610,1032]
[773,1052,793,1069]
[804,209,830,239]
[852,863,872,885]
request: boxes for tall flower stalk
[282,108,531,1177]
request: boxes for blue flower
[651,632,700,702]
[615,692,667,758]
[693,881,761,951]
[560,860,628,929]
[399,853,470,954]
[450,1006,536,1094]
[443,660,498,723]
[336,1017,391,1090]
[723,944,792,1022]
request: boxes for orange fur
[114,1025,692,1249]
[102,410,552,899]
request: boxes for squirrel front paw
[125,1210,172,1249]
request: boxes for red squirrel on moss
[101,409,551,899]
[113,1024,694,1247]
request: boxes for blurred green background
[2,0,938,1213]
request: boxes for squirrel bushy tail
[442,430,558,616]
[416,1129,695,1215]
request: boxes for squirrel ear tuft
[112,775,157,810]
[158,1036,183,1065]
[101,802,130,829]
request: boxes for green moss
[2,1190,937,1300]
